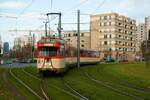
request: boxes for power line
[11,0,35,36]
[92,0,106,13]
[54,22,90,25]
[45,0,90,32]
[79,0,106,16]
[18,0,35,18]
[64,0,89,15]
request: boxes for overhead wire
[46,0,90,36]
[49,0,89,22]
[14,0,35,36]
[64,0,89,14]
[92,0,106,14]
[48,0,53,36]
[17,0,35,18]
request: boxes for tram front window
[39,47,58,56]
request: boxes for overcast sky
[0,0,150,47]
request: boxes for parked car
[104,56,115,62]
[6,60,12,64]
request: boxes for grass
[82,63,150,100]
[0,62,149,100]
[63,69,132,100]
[0,68,18,100]
[98,63,150,88]
[9,70,37,100]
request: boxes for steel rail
[85,72,145,100]
[22,69,50,100]
[60,76,89,100]
[22,69,81,99]
[9,68,43,100]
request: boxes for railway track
[60,75,89,100]
[84,72,145,100]
[22,69,50,100]
[22,68,85,100]
[97,68,150,94]
[9,68,44,100]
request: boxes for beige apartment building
[136,23,146,51]
[14,35,34,49]
[145,16,150,40]
[63,30,90,49]
[90,13,137,61]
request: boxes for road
[0,63,36,68]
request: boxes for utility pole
[77,10,80,68]
[45,21,48,36]
[58,13,62,39]
[29,31,32,59]
[32,33,35,61]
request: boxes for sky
[0,0,150,48]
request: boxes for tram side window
[80,50,86,57]
[93,51,100,57]
[90,51,99,57]
[80,50,99,57]
[39,47,58,56]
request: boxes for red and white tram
[35,37,100,74]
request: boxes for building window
[81,40,84,42]
[110,34,112,38]
[104,34,107,38]
[99,22,102,26]
[68,34,71,37]
[81,33,84,37]
[101,22,104,26]
[118,23,121,26]
[101,16,104,19]
[125,25,127,28]
[104,41,108,45]
[99,16,101,19]
[81,44,84,47]
[104,16,107,20]
[118,29,122,33]
[109,22,111,26]
[104,22,107,26]
[99,42,102,46]
[125,31,127,34]
[98,29,102,33]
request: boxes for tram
[35,36,100,74]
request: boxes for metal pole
[77,10,80,68]
[32,33,35,60]
[45,22,48,36]
[30,31,33,59]
[58,13,61,39]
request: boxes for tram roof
[38,36,64,43]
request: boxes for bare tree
[141,40,150,67]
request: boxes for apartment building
[145,16,150,40]
[0,36,2,64]
[90,13,137,61]
[136,23,146,51]
[63,30,90,49]
[14,35,34,49]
